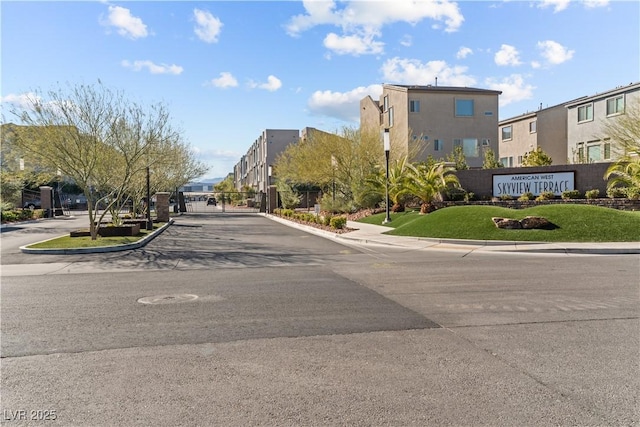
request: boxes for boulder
[520,216,551,229]
[492,217,522,229]
[492,216,552,230]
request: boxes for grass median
[26,223,166,249]
[358,205,640,242]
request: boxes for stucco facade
[234,129,300,192]
[498,103,571,167]
[566,82,639,164]
[361,84,501,168]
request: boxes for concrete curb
[20,219,174,255]
[263,214,640,255]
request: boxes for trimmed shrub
[561,190,581,200]
[585,189,600,199]
[329,216,347,229]
[518,192,534,201]
[536,191,555,201]
[625,187,640,200]
[607,187,627,198]
[499,194,513,201]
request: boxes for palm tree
[365,156,412,212]
[406,162,460,214]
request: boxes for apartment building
[498,102,575,167]
[566,82,639,164]
[233,129,300,192]
[360,84,502,168]
[498,82,639,167]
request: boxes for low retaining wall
[442,198,640,211]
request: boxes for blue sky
[2,0,639,179]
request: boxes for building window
[577,142,585,163]
[501,126,512,141]
[517,155,523,165]
[500,157,513,167]
[482,138,490,146]
[455,99,474,117]
[409,100,420,113]
[529,121,537,133]
[383,95,389,111]
[578,103,593,122]
[388,107,394,127]
[606,95,624,116]
[434,139,442,151]
[587,143,602,163]
[455,138,480,157]
[604,140,611,160]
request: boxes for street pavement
[1,213,638,426]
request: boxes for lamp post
[267,165,272,214]
[331,155,337,203]
[382,128,391,224]
[146,166,152,230]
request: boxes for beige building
[498,102,574,167]
[566,82,639,164]
[360,84,501,168]
[233,129,300,192]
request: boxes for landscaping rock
[520,216,551,229]
[492,216,552,230]
[492,218,522,229]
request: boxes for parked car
[23,199,41,209]
[207,197,217,206]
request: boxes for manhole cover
[137,294,199,305]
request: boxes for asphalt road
[1,213,638,426]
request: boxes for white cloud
[208,72,238,89]
[400,35,413,47]
[103,6,148,39]
[485,74,535,107]
[0,92,41,110]
[537,0,571,13]
[583,0,610,8]
[286,1,463,56]
[323,32,384,56]
[287,0,464,34]
[456,46,473,59]
[380,57,476,87]
[193,9,223,43]
[537,40,574,65]
[248,75,282,92]
[121,60,183,75]
[494,44,522,66]
[307,84,382,122]
[537,0,609,11]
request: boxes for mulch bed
[274,208,382,234]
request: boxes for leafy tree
[482,148,503,169]
[445,146,468,170]
[406,162,460,214]
[274,127,382,212]
[276,180,301,209]
[603,99,640,196]
[8,82,205,239]
[522,147,553,166]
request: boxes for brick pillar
[40,186,54,217]
[156,192,170,222]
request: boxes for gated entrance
[182,192,264,214]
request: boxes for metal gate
[182,192,264,214]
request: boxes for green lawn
[358,205,640,242]
[26,224,164,249]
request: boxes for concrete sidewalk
[266,214,640,255]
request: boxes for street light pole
[331,155,336,203]
[383,128,391,224]
[146,166,152,230]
